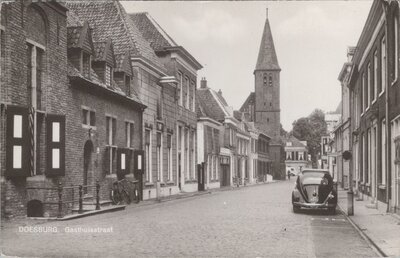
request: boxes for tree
[291,109,327,167]
[280,123,288,138]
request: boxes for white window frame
[145,129,152,183]
[178,72,183,106]
[367,63,371,109]
[157,132,163,182]
[167,134,172,181]
[381,120,386,185]
[185,77,190,109]
[380,36,386,95]
[373,50,378,102]
[126,121,134,148]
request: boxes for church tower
[254,10,281,141]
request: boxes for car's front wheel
[293,205,300,213]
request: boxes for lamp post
[343,150,353,215]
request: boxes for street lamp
[343,150,353,215]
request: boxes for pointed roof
[197,87,233,122]
[255,17,280,71]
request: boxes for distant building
[284,136,309,175]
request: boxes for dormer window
[105,64,112,87]
[125,75,131,97]
[82,52,91,79]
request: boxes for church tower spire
[255,10,280,72]
[254,10,281,141]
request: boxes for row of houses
[330,0,400,215]
[0,1,281,218]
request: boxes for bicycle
[110,179,140,205]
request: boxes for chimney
[218,89,222,96]
[200,77,207,89]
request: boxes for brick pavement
[1,181,377,257]
[337,189,400,257]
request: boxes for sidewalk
[337,189,400,257]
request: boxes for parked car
[291,169,337,214]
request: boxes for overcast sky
[122,1,372,131]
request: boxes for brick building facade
[345,0,400,214]
[0,1,145,218]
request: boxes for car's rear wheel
[293,205,300,213]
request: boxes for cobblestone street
[1,180,377,257]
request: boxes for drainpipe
[383,1,391,213]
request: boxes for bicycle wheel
[110,189,121,205]
[121,189,131,204]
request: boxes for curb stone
[337,203,385,257]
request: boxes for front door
[197,163,205,191]
[83,141,93,194]
[221,165,230,187]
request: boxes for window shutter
[117,148,124,179]
[46,114,65,176]
[6,105,30,178]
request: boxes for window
[125,75,131,97]
[167,134,172,181]
[185,77,190,109]
[373,51,378,101]
[366,63,370,108]
[263,73,267,86]
[27,43,44,111]
[105,65,112,87]
[395,16,399,81]
[82,108,95,127]
[178,72,183,106]
[191,80,196,112]
[269,74,273,87]
[366,129,370,183]
[145,129,151,182]
[361,73,365,111]
[381,37,386,95]
[126,122,134,148]
[82,52,91,79]
[106,116,116,146]
[156,132,162,182]
[191,130,196,179]
[185,128,189,179]
[381,120,386,185]
[156,93,163,120]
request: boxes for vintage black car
[291,169,337,214]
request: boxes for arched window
[263,73,267,86]
[26,6,47,46]
[269,74,273,87]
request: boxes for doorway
[83,140,94,194]
[178,152,182,190]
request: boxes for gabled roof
[285,135,307,148]
[129,12,177,51]
[66,1,166,73]
[93,39,115,67]
[115,51,133,76]
[197,87,232,122]
[67,20,94,54]
[129,12,202,70]
[255,18,280,71]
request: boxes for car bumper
[293,202,336,209]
